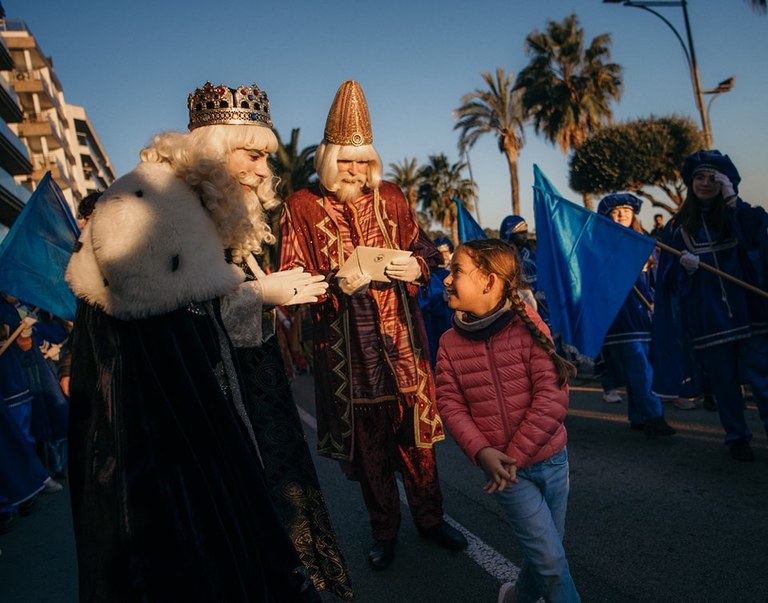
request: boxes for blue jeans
[493,447,580,603]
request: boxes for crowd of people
[0,296,68,548]
[1,72,767,603]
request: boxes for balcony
[11,69,57,111]
[30,153,70,188]
[0,21,52,71]
[0,165,31,228]
[0,119,32,174]
[18,113,65,151]
[0,30,13,70]
[0,75,23,122]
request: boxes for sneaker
[673,398,697,410]
[645,416,676,437]
[729,440,755,462]
[42,477,63,494]
[602,389,622,403]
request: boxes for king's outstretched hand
[258,268,328,305]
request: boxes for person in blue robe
[500,215,550,325]
[419,237,454,367]
[653,150,768,461]
[597,194,675,437]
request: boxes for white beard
[334,174,367,204]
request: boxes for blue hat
[681,149,740,193]
[433,237,454,252]
[499,215,528,242]
[597,193,643,216]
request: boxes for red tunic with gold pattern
[280,182,444,461]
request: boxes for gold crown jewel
[324,80,373,146]
[188,82,272,130]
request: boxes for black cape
[68,299,319,602]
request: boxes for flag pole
[0,316,37,358]
[656,241,768,299]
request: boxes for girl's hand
[714,171,737,204]
[476,447,518,494]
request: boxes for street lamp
[604,0,732,149]
[703,76,735,126]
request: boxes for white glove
[339,272,372,296]
[713,171,737,206]
[384,255,421,282]
[679,251,700,274]
[257,268,329,306]
[20,315,37,338]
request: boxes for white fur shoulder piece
[65,162,243,320]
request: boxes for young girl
[435,239,580,603]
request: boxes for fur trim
[66,162,243,319]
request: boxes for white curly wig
[140,124,280,260]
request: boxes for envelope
[335,246,413,282]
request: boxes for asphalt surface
[2,368,767,602]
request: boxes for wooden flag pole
[656,241,768,300]
[0,318,34,357]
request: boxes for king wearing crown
[280,80,468,571]
[65,81,354,602]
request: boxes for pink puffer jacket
[435,308,569,469]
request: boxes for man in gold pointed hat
[280,80,468,571]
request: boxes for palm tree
[270,128,317,198]
[748,0,766,13]
[454,67,526,215]
[417,154,477,245]
[515,14,623,208]
[386,157,421,211]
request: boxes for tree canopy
[568,115,705,214]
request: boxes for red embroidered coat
[280,182,444,460]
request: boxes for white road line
[296,405,522,584]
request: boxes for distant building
[0,15,115,233]
[0,26,32,238]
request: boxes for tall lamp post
[604,0,732,149]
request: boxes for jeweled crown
[188,82,272,131]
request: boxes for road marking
[296,405,523,585]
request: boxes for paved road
[2,370,767,602]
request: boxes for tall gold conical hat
[324,80,373,146]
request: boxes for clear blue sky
[7,0,767,232]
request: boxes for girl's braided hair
[457,239,577,386]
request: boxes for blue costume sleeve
[729,199,768,291]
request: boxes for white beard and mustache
[333,174,367,204]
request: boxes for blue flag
[0,173,80,321]
[454,196,487,242]
[532,165,656,357]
